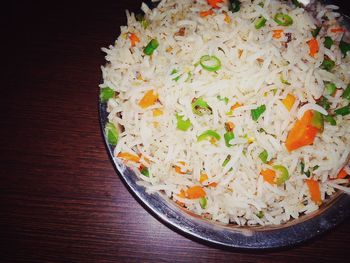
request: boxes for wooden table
[2,1,350,262]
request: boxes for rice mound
[100,0,350,225]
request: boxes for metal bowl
[99,1,350,249]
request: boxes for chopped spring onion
[197,130,221,142]
[199,55,221,72]
[317,96,330,111]
[292,0,301,7]
[199,197,207,209]
[339,40,350,57]
[304,169,311,178]
[176,114,192,131]
[300,162,305,174]
[280,74,291,85]
[251,104,266,121]
[171,69,180,81]
[255,16,266,29]
[256,211,264,219]
[185,72,192,82]
[334,105,350,116]
[141,20,150,29]
[342,84,350,100]
[274,13,293,26]
[311,27,321,38]
[222,155,233,172]
[324,115,336,126]
[228,0,241,13]
[144,39,159,55]
[217,95,229,104]
[100,87,115,103]
[324,36,333,49]
[273,165,290,186]
[105,122,119,146]
[191,98,212,115]
[140,167,150,177]
[324,82,336,96]
[222,155,231,166]
[135,14,150,29]
[320,58,335,71]
[258,149,268,164]
[224,132,235,147]
[311,111,324,132]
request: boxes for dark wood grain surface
[1,1,350,262]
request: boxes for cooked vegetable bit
[217,95,229,104]
[342,84,350,100]
[317,96,330,111]
[339,40,350,57]
[334,105,350,116]
[222,155,231,167]
[307,38,319,57]
[324,115,336,126]
[129,33,140,47]
[285,110,318,152]
[311,111,324,132]
[282,93,296,111]
[207,0,224,9]
[176,114,192,131]
[292,0,301,7]
[280,74,291,85]
[228,0,241,13]
[117,152,140,163]
[261,169,276,184]
[200,9,214,17]
[251,104,266,121]
[153,108,163,117]
[311,26,321,38]
[100,87,115,103]
[199,55,222,72]
[274,165,290,185]
[272,29,283,39]
[140,167,150,177]
[258,149,268,163]
[320,58,335,71]
[224,132,235,147]
[224,121,235,132]
[324,82,336,96]
[139,90,158,108]
[191,98,212,115]
[305,179,322,205]
[197,130,221,143]
[186,186,206,199]
[171,69,181,81]
[135,13,150,29]
[337,168,348,179]
[223,11,231,23]
[105,122,119,146]
[199,172,209,184]
[331,27,345,33]
[226,102,243,115]
[256,211,264,219]
[274,13,293,26]
[255,16,266,29]
[143,39,159,55]
[323,36,333,49]
[199,197,207,209]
